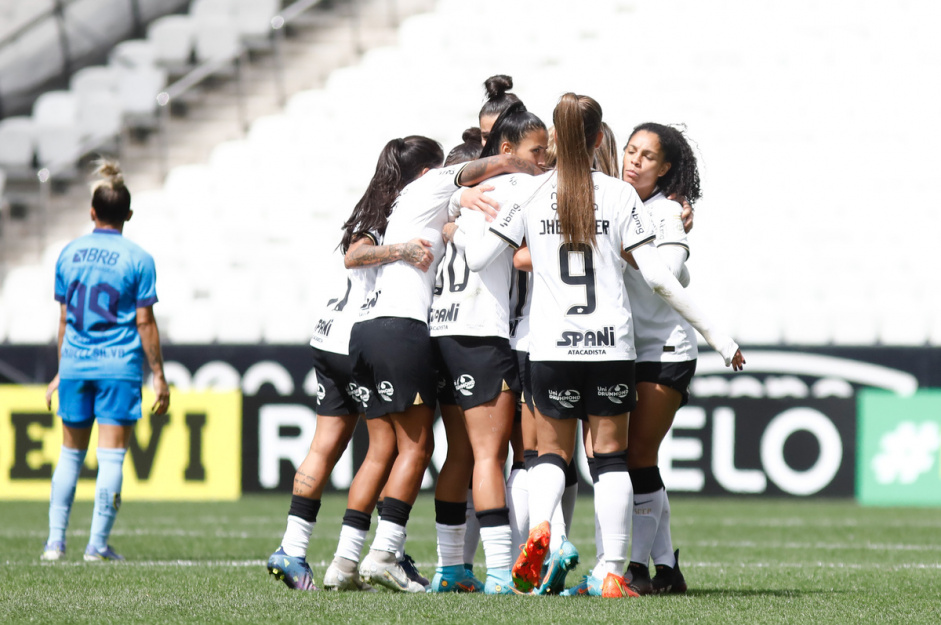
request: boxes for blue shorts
[57,379,143,428]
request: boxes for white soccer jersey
[430,174,522,338]
[310,235,380,355]
[622,190,698,362]
[360,165,462,324]
[489,170,655,362]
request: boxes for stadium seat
[148,14,196,74]
[32,91,83,170]
[193,15,242,63]
[234,0,280,41]
[109,39,158,69]
[70,66,118,98]
[0,116,35,175]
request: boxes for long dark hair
[340,136,443,252]
[479,101,546,159]
[627,122,702,204]
[553,93,603,247]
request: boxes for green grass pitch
[2,495,939,624]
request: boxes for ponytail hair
[479,101,546,159]
[445,127,483,166]
[478,74,522,121]
[627,122,702,204]
[90,158,131,225]
[552,93,603,247]
[592,122,619,178]
[340,136,443,252]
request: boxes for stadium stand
[1,0,939,347]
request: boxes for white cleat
[359,551,425,593]
[323,561,376,592]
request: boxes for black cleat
[626,561,653,595]
[651,548,687,594]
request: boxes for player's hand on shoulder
[668,193,694,233]
[442,223,458,244]
[403,238,434,272]
[461,184,500,221]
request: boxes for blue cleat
[535,539,579,595]
[41,541,66,562]
[560,573,605,596]
[84,544,125,562]
[484,569,514,594]
[429,564,484,593]
[267,547,317,590]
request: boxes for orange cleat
[601,572,641,598]
[511,521,551,592]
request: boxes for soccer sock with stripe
[506,461,529,553]
[335,509,371,563]
[371,497,410,555]
[651,488,677,568]
[88,448,127,550]
[629,466,665,566]
[528,454,566,548]
[48,446,87,544]
[477,507,512,571]
[435,499,467,568]
[592,450,631,575]
[281,495,321,558]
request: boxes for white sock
[631,488,665,565]
[528,462,565,547]
[395,531,406,561]
[561,482,577,536]
[371,519,407,555]
[335,525,368,563]
[281,515,314,558]
[651,490,676,567]
[463,490,479,566]
[548,502,567,551]
[436,522,466,568]
[593,504,604,564]
[507,467,530,553]
[480,524,513,571]
[595,470,632,572]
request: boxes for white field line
[4,559,941,571]
[673,518,941,529]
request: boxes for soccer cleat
[484,569,514,595]
[511,521,550,592]
[359,551,425,593]
[535,539,579,595]
[601,572,640,598]
[266,547,317,590]
[399,553,430,588]
[41,541,66,561]
[560,573,605,597]
[652,549,687,594]
[626,561,654,595]
[83,544,125,562]
[323,560,375,592]
[429,564,484,593]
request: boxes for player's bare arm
[45,304,67,409]
[137,306,170,415]
[345,235,434,272]
[457,153,542,187]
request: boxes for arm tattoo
[401,242,424,264]
[458,154,541,186]
[347,243,402,267]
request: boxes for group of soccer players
[264,75,745,597]
[39,74,745,597]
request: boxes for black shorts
[515,350,534,413]
[531,360,636,420]
[433,335,520,411]
[310,346,360,416]
[349,317,437,419]
[635,360,697,407]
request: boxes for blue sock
[88,448,127,550]
[48,447,87,544]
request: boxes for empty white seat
[5,302,58,344]
[70,66,117,97]
[114,64,166,119]
[109,39,158,69]
[193,15,241,62]
[234,0,280,38]
[148,15,195,70]
[0,116,35,171]
[78,91,123,144]
[32,91,82,169]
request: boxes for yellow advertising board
[0,385,241,500]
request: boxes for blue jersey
[54,229,158,381]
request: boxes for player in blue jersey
[42,161,169,562]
